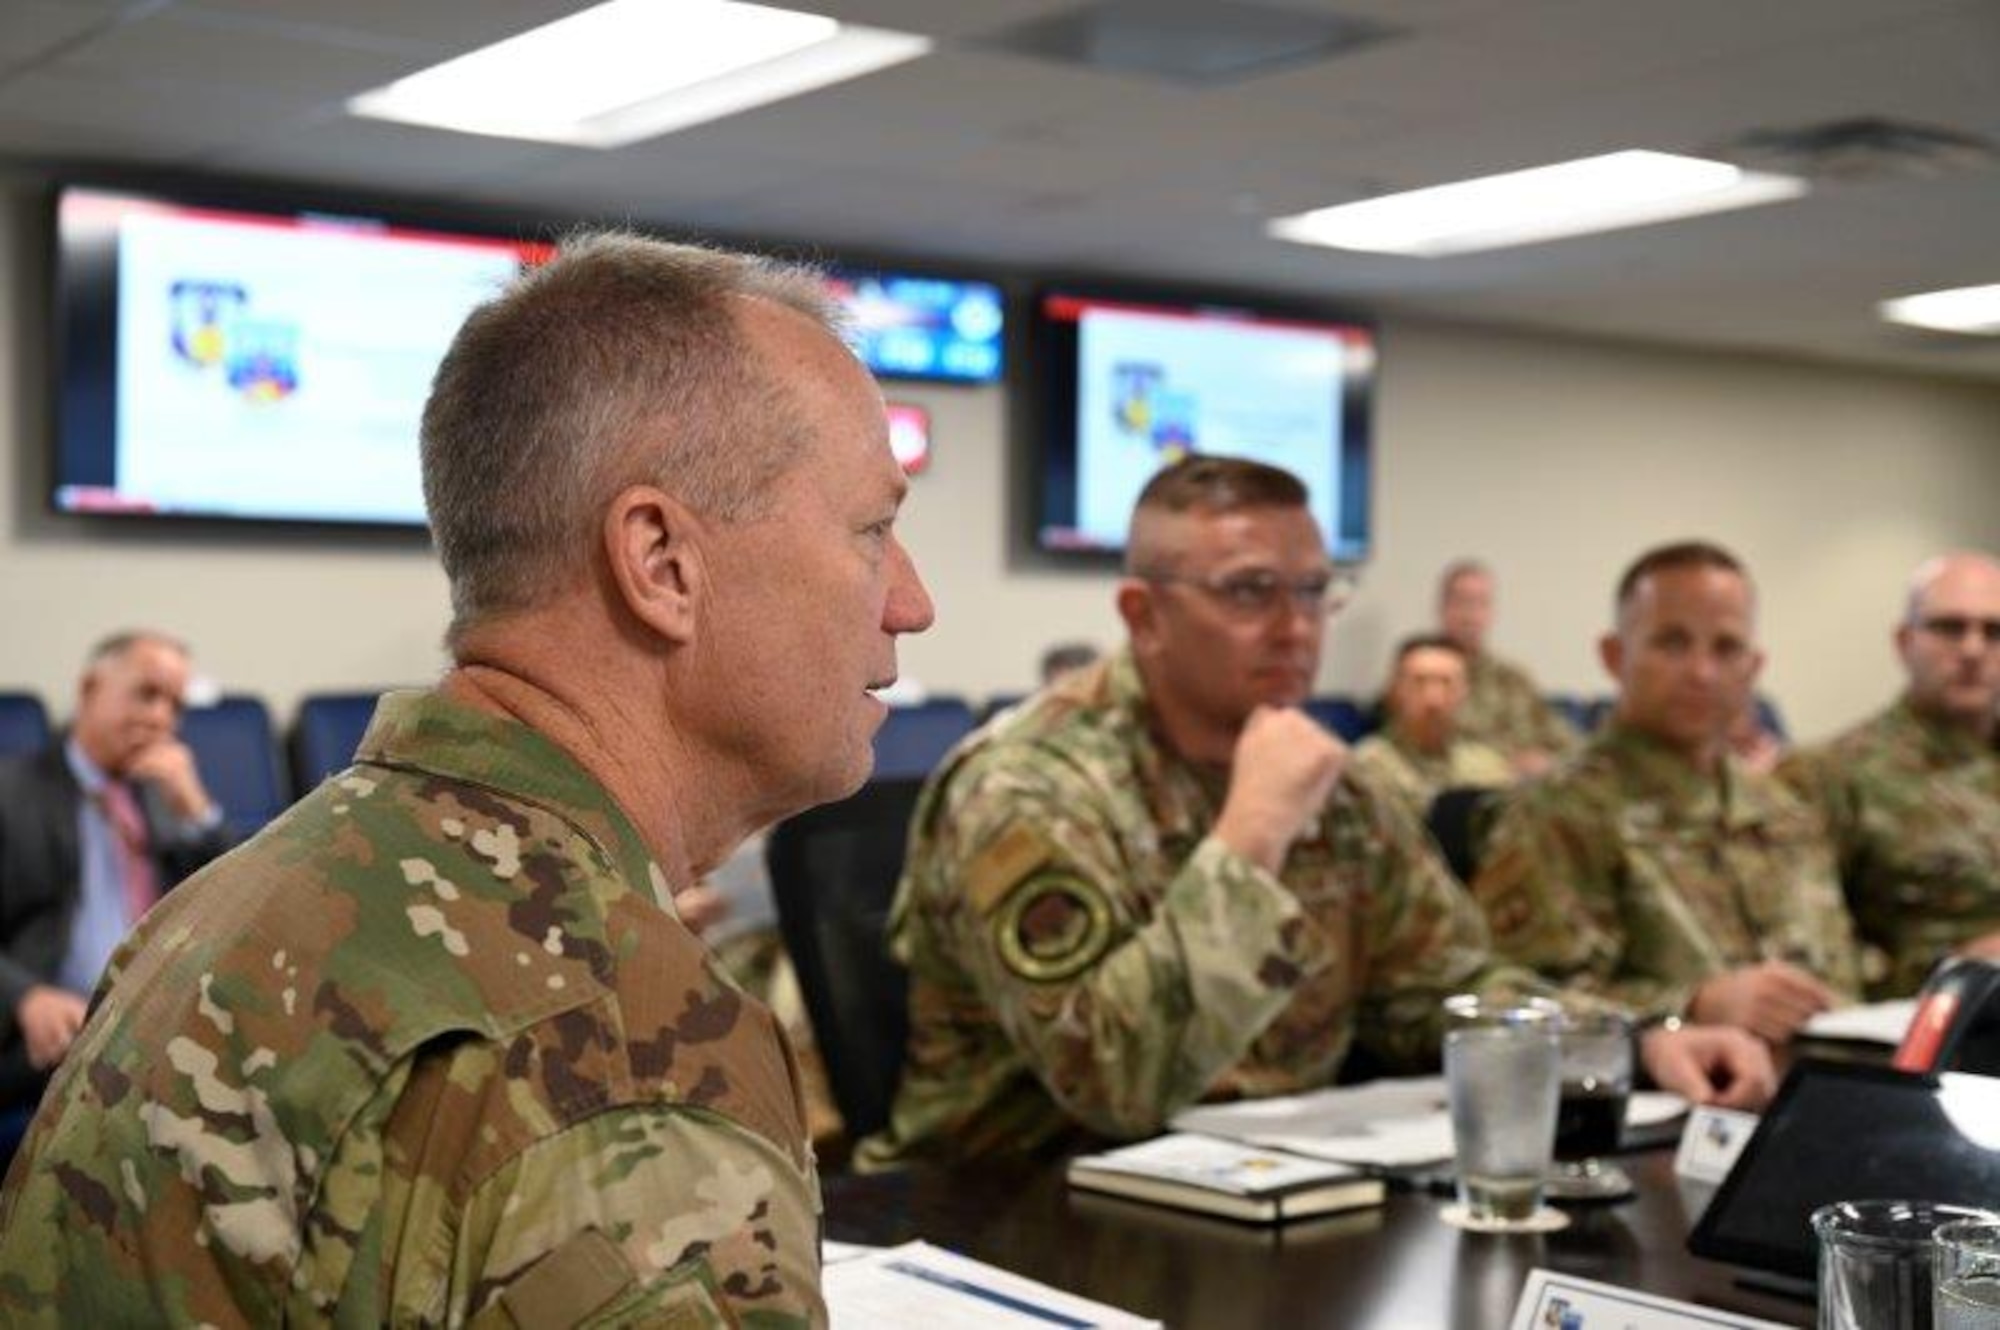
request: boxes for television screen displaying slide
[1034,291,1374,562]
[825,268,1004,384]
[54,185,555,527]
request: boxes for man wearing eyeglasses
[1779,552,2000,997]
[1472,542,1861,1045]
[856,460,1772,1170]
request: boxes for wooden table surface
[823,1148,1812,1328]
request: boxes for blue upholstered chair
[179,695,289,840]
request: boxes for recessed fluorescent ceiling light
[1269,150,1806,256]
[1879,282,2000,335]
[348,0,931,148]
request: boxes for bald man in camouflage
[0,236,935,1326]
[1781,552,2000,997]
[1436,560,1580,776]
[857,460,1772,1171]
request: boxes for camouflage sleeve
[906,754,1337,1139]
[1469,786,1689,1018]
[1776,745,1861,879]
[1529,693,1584,757]
[1346,739,1426,824]
[1345,781,1546,1068]
[305,1041,824,1328]
[1776,748,1889,992]
[1501,668,1581,757]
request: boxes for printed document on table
[825,1240,1161,1328]
[823,1240,881,1266]
[1803,998,1918,1045]
[1170,1079,1692,1168]
[1171,1077,1455,1167]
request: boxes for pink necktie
[99,781,161,926]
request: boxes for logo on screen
[167,279,299,402]
[1112,362,1198,460]
[169,279,246,369]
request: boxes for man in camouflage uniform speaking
[1780,552,2000,997]
[0,235,934,1326]
[856,460,1771,1170]
[1473,542,1861,1045]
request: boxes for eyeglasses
[1918,615,2000,646]
[1142,567,1347,618]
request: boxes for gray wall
[5,182,1999,743]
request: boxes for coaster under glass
[1439,1202,1571,1234]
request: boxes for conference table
[822,1147,1812,1328]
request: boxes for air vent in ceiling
[1716,116,1999,183]
[972,0,1400,86]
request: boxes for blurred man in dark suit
[0,631,226,1120]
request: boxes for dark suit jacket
[0,742,230,1107]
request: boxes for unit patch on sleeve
[993,873,1114,982]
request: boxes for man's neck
[1904,692,1999,745]
[1391,721,1451,758]
[1612,710,1725,775]
[1134,666,1240,769]
[440,657,718,892]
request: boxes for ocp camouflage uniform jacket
[854,651,1535,1170]
[1349,729,1515,824]
[1779,697,2000,998]
[1459,651,1581,763]
[0,692,824,1328]
[1473,720,1862,1020]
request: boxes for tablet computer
[1687,1061,2000,1284]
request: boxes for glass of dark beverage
[1547,1008,1634,1202]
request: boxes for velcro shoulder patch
[499,1227,633,1328]
[968,821,1054,916]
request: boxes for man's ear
[1597,631,1623,683]
[603,484,703,646]
[1117,579,1157,655]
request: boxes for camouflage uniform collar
[1384,726,1454,781]
[356,689,676,914]
[1892,694,1999,765]
[1595,719,1767,829]
[1108,649,1231,840]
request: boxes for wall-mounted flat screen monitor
[1033,289,1375,562]
[54,184,554,528]
[826,268,1004,385]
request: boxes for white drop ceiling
[3,0,1997,380]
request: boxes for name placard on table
[1671,1104,1760,1185]
[1510,1269,1792,1330]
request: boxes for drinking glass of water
[1936,1219,2000,1330]
[1547,1008,1635,1202]
[1813,1201,2000,1330]
[1443,994,1562,1230]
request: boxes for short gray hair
[1437,559,1490,600]
[84,630,187,671]
[421,230,843,645]
[1903,551,2000,624]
